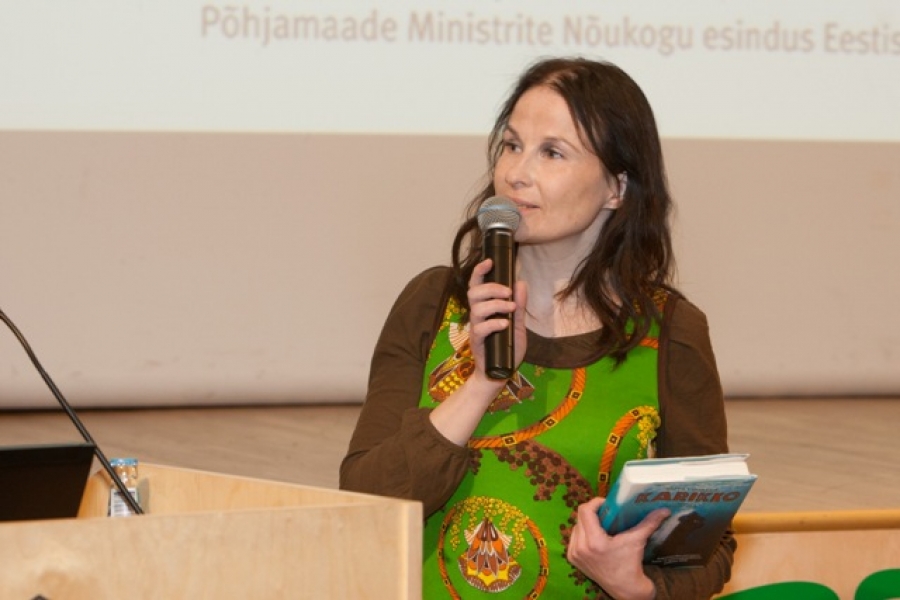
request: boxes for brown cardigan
[340,266,735,599]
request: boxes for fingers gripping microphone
[477,196,521,380]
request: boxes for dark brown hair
[450,57,677,362]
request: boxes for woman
[340,57,734,599]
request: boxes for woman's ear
[607,172,628,209]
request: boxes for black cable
[0,306,143,515]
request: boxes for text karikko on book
[598,453,757,567]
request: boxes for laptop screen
[0,442,96,522]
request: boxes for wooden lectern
[4,463,897,599]
[0,464,422,599]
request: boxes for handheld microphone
[476,196,521,380]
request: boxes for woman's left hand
[567,497,669,600]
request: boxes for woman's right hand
[428,259,527,446]
[466,258,528,380]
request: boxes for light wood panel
[1,464,421,600]
[719,524,900,598]
[2,397,899,512]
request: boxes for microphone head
[477,196,521,233]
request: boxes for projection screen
[1,0,898,408]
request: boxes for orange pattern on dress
[596,406,660,498]
[459,517,521,592]
[438,501,549,599]
[640,337,659,350]
[468,368,587,449]
[428,341,536,413]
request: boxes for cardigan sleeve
[656,295,730,458]
[643,295,737,600]
[339,266,470,517]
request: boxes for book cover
[597,453,757,567]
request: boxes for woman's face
[493,85,623,250]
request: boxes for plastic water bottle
[108,457,141,517]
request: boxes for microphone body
[483,227,516,378]
[477,197,521,380]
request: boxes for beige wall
[1,132,897,408]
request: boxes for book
[597,453,757,568]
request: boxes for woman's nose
[503,152,532,189]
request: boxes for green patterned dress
[420,295,665,599]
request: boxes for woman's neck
[517,250,601,338]
[514,208,613,338]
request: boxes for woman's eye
[502,139,520,152]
